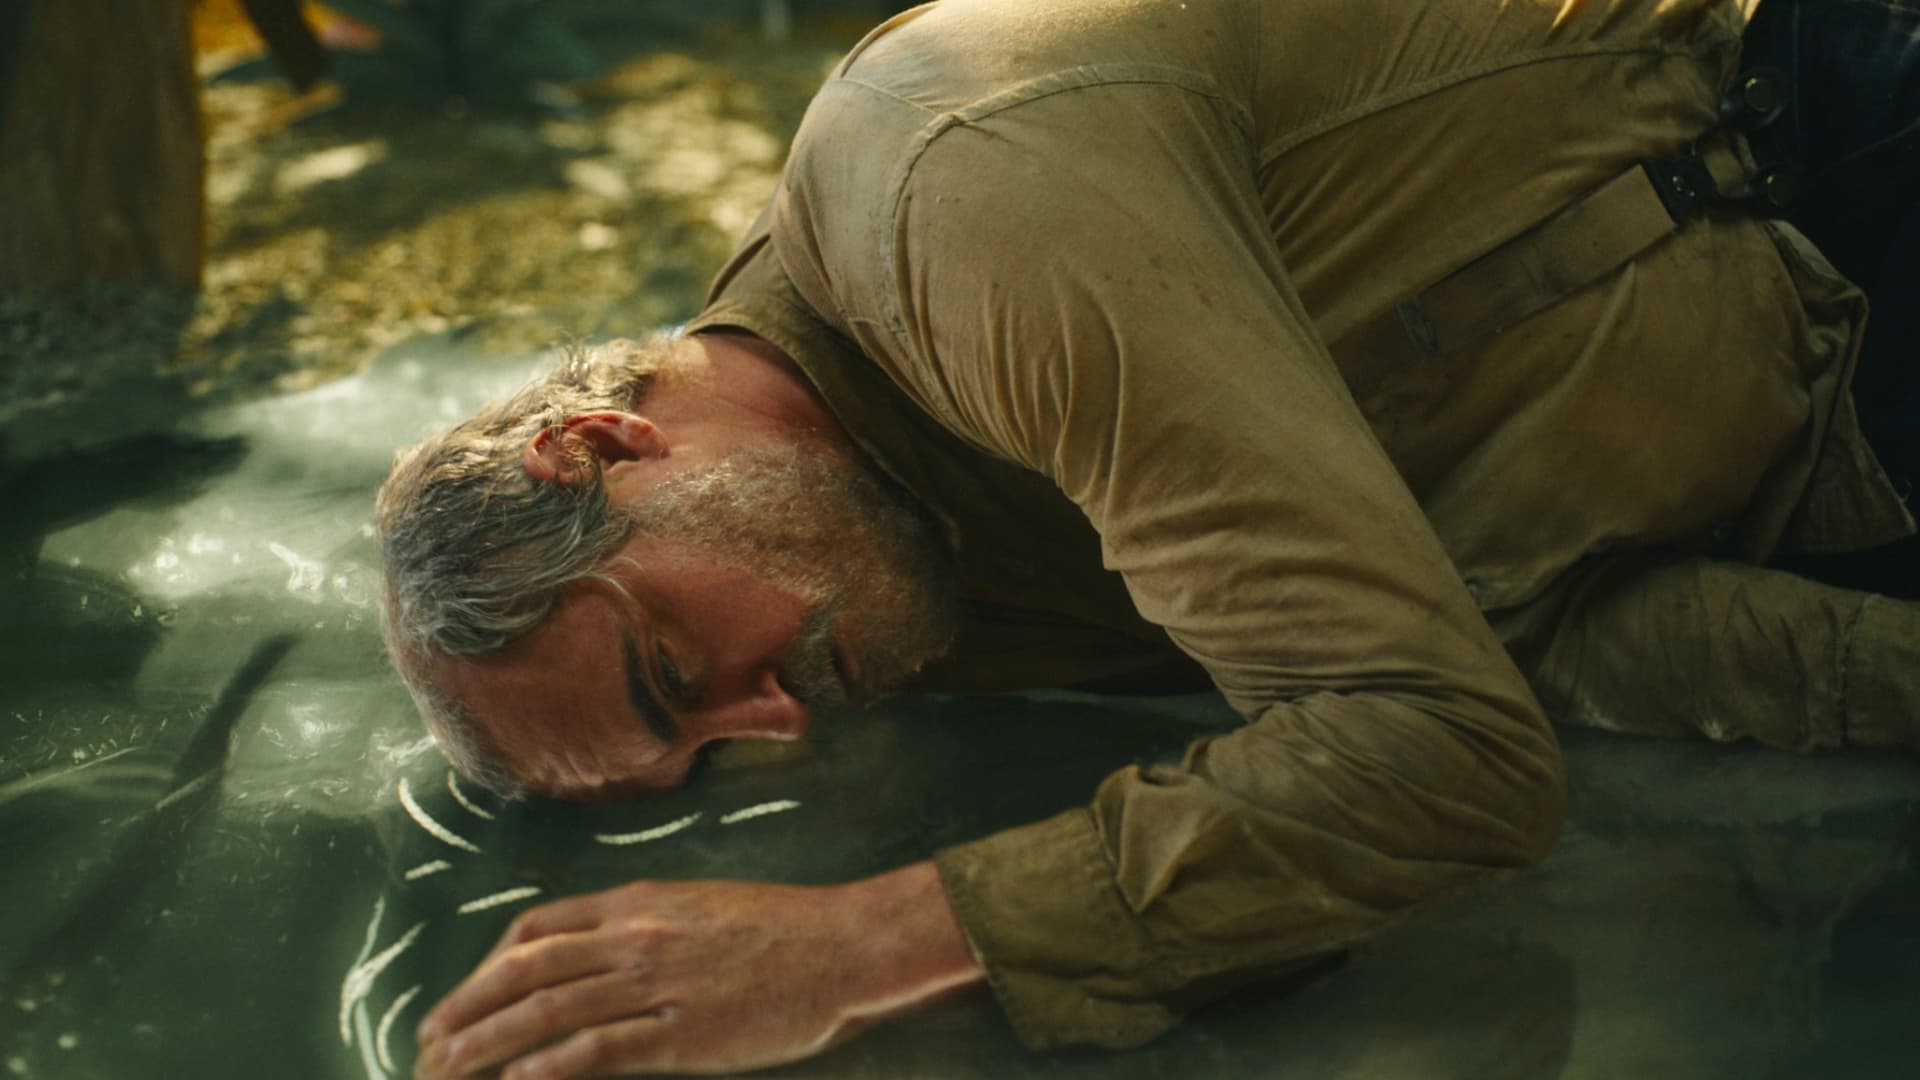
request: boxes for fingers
[419,931,619,1046]
[498,1016,674,1080]
[482,898,607,963]
[418,970,664,1079]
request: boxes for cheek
[675,579,809,656]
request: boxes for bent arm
[818,84,1564,1047]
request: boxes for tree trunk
[0,0,204,287]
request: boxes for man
[378,0,1920,1076]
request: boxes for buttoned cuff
[933,807,1179,1050]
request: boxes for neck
[661,330,855,452]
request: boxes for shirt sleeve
[1492,552,1918,752]
[811,82,1566,1048]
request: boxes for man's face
[425,443,957,800]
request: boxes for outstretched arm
[413,862,983,1079]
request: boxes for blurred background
[2,3,1918,1079]
[2,0,911,441]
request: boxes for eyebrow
[622,634,680,744]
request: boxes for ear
[522,411,668,486]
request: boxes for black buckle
[1639,67,1799,223]
[1642,152,1719,223]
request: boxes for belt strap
[1335,136,1750,379]
[1333,70,1795,380]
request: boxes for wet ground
[3,4,1919,1079]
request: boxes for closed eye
[623,635,680,744]
[657,645,688,704]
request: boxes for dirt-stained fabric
[684,0,1916,1051]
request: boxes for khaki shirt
[685,0,1913,1050]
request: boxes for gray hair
[402,678,530,801]
[375,335,681,795]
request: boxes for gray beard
[617,443,960,711]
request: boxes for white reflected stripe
[445,771,495,821]
[594,812,702,846]
[354,897,387,965]
[341,915,425,1052]
[404,860,452,881]
[339,897,387,1045]
[457,886,543,915]
[375,984,424,1074]
[346,922,426,1008]
[719,799,801,825]
[397,777,481,853]
[353,998,383,1080]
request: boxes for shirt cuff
[1844,594,1919,749]
[933,807,1179,1050]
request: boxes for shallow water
[2,332,1916,1079]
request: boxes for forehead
[430,583,666,798]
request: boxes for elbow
[1510,763,1565,868]
[1423,691,1566,870]
[1498,708,1566,868]
[1387,689,1567,870]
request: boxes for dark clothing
[1753,0,1920,596]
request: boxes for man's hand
[413,861,985,1079]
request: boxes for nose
[691,667,810,747]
